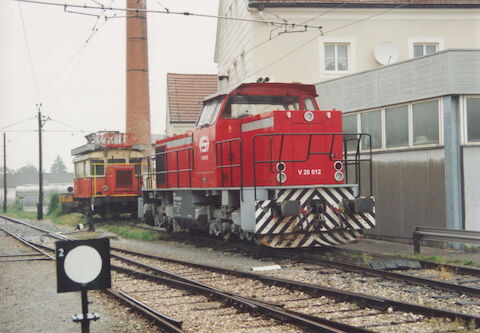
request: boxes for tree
[50,155,67,174]
[15,164,38,176]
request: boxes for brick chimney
[126,0,151,152]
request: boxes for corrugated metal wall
[368,150,446,240]
[463,146,480,232]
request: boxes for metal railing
[413,226,480,254]
[216,138,243,200]
[252,133,373,199]
[143,146,194,189]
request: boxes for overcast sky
[0,0,219,172]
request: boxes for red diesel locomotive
[72,131,144,218]
[143,82,375,248]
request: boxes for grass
[49,212,86,228]
[4,209,37,220]
[3,195,162,243]
[4,199,37,219]
[405,254,480,268]
[99,225,164,241]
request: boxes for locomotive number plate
[297,169,322,176]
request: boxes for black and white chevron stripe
[256,230,363,248]
[254,186,375,248]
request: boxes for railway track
[0,216,368,332]
[1,215,479,332]
[127,222,480,298]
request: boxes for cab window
[304,97,317,110]
[90,159,105,176]
[107,159,126,164]
[196,99,222,127]
[129,158,142,175]
[222,95,300,119]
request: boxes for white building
[215,0,480,88]
[215,0,480,240]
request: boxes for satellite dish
[374,42,399,65]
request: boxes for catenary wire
[17,2,41,101]
[15,0,324,30]
[243,3,409,82]
[0,117,37,130]
[227,3,348,76]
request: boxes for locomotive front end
[238,101,375,248]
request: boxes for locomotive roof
[202,82,317,103]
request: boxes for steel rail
[103,289,185,333]
[111,247,480,327]
[0,225,55,260]
[112,264,362,333]
[417,259,480,277]
[300,254,480,298]
[12,239,188,333]
[0,215,70,241]
[322,246,480,277]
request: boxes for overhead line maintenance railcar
[71,131,144,219]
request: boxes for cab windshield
[196,98,223,128]
[222,95,300,119]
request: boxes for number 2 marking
[58,248,65,257]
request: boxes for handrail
[252,132,373,200]
[413,226,480,254]
[216,138,243,200]
[142,145,194,189]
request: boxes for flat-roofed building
[315,49,480,240]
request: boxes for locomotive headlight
[277,173,287,184]
[334,161,343,171]
[102,185,109,192]
[334,171,344,182]
[304,111,314,122]
[276,162,286,172]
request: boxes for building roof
[249,0,480,8]
[167,73,218,123]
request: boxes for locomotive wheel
[144,210,154,226]
[165,217,174,233]
[222,232,232,242]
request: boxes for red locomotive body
[72,131,144,218]
[143,83,375,248]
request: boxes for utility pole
[37,104,48,220]
[3,133,6,213]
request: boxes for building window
[385,105,408,148]
[466,97,480,142]
[412,100,439,145]
[413,43,438,58]
[343,114,358,151]
[361,110,381,149]
[325,44,348,72]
